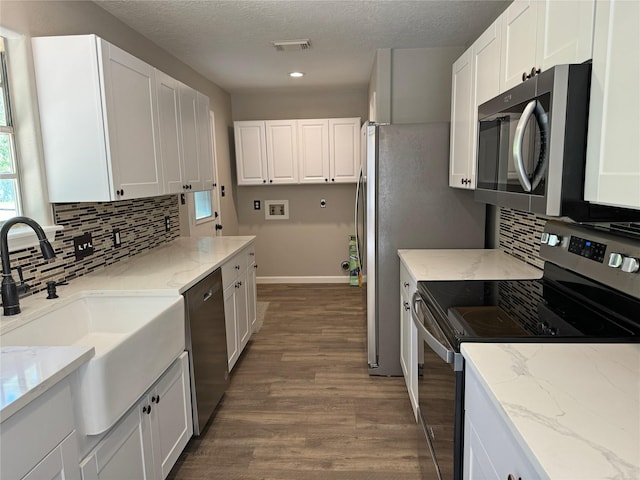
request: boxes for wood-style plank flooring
[168,284,430,479]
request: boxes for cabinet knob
[325,178,328,182]
[269,179,273,183]
[117,189,124,196]
[143,405,152,414]
[235,264,240,270]
[403,301,410,311]
[235,282,240,289]
[506,475,522,480]
[263,179,267,183]
[152,394,160,404]
[213,183,217,188]
[522,71,528,82]
[215,224,223,231]
[331,178,335,182]
[254,264,258,269]
[403,282,409,288]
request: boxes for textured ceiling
[94,0,510,93]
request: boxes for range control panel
[540,220,640,300]
[568,236,607,263]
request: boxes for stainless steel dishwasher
[184,267,228,435]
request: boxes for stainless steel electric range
[412,220,640,480]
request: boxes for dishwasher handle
[203,289,213,302]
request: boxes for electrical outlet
[165,216,171,232]
[320,199,327,208]
[113,228,121,248]
[73,232,94,261]
[254,200,261,210]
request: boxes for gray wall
[0,0,239,234]
[231,88,368,280]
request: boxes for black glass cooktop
[417,264,640,344]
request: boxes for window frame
[0,36,23,222]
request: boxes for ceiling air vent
[271,39,311,51]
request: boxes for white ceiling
[94,0,511,93]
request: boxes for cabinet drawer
[1,380,76,480]
[222,254,242,289]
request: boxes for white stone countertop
[398,248,542,282]
[0,235,254,419]
[461,343,640,480]
[0,345,94,422]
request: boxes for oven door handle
[411,292,456,366]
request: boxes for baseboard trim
[257,276,351,284]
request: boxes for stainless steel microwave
[474,64,640,222]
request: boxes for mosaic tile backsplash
[2,195,179,302]
[498,207,548,270]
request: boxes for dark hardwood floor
[168,284,428,479]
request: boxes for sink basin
[0,292,185,434]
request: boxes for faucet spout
[1,216,56,316]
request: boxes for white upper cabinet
[197,92,215,188]
[449,47,474,189]
[156,71,184,195]
[234,118,360,185]
[329,118,360,183]
[298,119,330,183]
[178,83,202,192]
[33,35,164,202]
[32,34,214,202]
[584,0,640,210]
[450,18,503,190]
[265,120,299,184]
[234,121,269,185]
[500,0,594,91]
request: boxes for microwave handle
[513,100,537,192]
[513,100,549,192]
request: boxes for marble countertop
[0,235,255,335]
[0,346,94,422]
[0,235,254,419]
[461,343,640,479]
[398,248,542,282]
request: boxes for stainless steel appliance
[183,268,228,435]
[357,123,486,376]
[412,220,640,479]
[475,63,640,222]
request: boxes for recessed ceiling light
[289,72,304,78]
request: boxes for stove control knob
[608,253,623,268]
[621,256,640,273]
[546,234,562,247]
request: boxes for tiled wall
[4,195,179,301]
[498,207,547,270]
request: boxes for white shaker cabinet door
[101,41,164,199]
[266,120,299,184]
[584,0,640,210]
[449,47,474,189]
[196,92,215,188]
[22,432,80,480]
[156,71,184,194]
[234,121,269,185]
[298,119,330,183]
[500,0,539,92]
[329,118,360,183]
[178,83,202,191]
[536,0,595,71]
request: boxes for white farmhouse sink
[0,292,185,434]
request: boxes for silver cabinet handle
[203,289,213,302]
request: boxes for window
[194,190,213,222]
[0,37,21,221]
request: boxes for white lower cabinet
[1,379,80,480]
[80,353,192,480]
[223,244,257,371]
[464,365,539,480]
[399,263,418,420]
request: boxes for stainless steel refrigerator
[356,123,486,376]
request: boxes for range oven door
[412,293,464,480]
